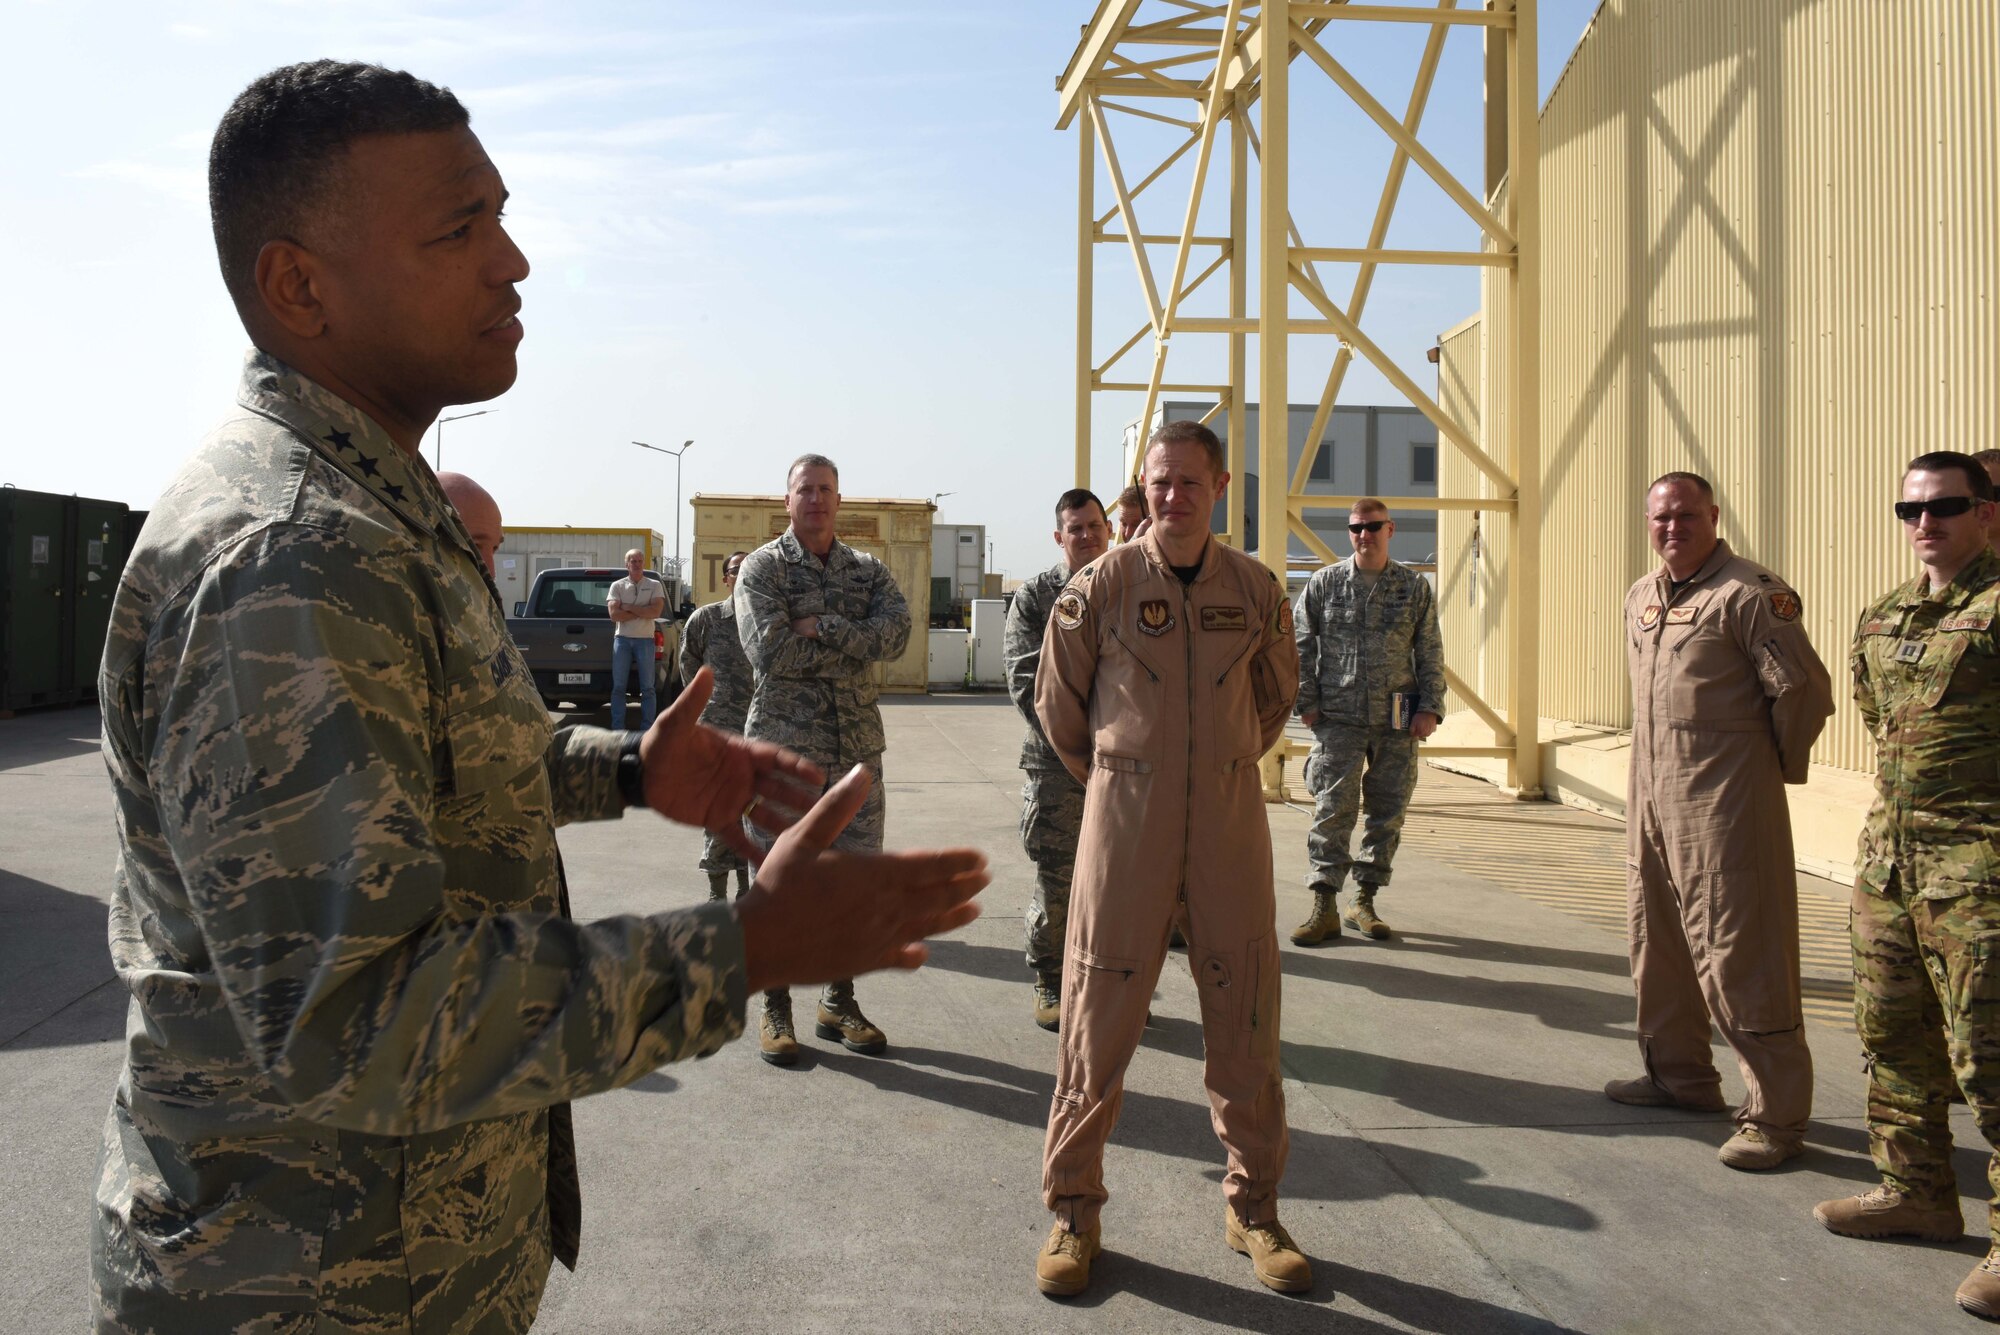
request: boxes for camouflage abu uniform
[679,596,755,877]
[735,527,911,1004]
[1005,561,1087,980]
[93,352,747,1334]
[1850,545,2000,1221]
[1293,557,1446,893]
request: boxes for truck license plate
[558,672,591,686]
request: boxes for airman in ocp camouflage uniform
[1814,451,2000,1324]
[94,351,748,1334]
[1290,500,1446,945]
[680,549,756,901]
[1004,487,1112,1030]
[735,454,912,1063]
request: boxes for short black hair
[209,61,469,309]
[1648,471,1714,500]
[1906,451,1996,501]
[1145,420,1227,477]
[1055,488,1106,525]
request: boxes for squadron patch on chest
[1200,606,1247,632]
[1665,606,1697,625]
[1137,599,1175,637]
[1053,591,1086,631]
[1638,604,1661,630]
[1768,590,1802,621]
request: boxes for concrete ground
[2,695,1991,1333]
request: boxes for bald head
[437,471,503,574]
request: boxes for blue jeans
[609,635,656,730]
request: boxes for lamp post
[433,409,494,470]
[633,439,694,584]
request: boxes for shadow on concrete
[0,709,102,772]
[1385,932,1629,979]
[1283,950,1633,1039]
[823,1045,1598,1232]
[881,693,1012,709]
[0,871,118,1048]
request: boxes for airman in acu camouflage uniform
[95,352,748,1334]
[680,549,756,901]
[1813,452,2000,1325]
[1290,500,1446,945]
[1004,488,1111,1030]
[735,454,912,1063]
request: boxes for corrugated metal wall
[1435,316,1512,716]
[1487,0,1997,773]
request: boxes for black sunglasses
[1894,496,1981,523]
[1348,520,1388,534]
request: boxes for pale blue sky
[2,1,1597,577]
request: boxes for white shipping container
[497,527,667,615]
[930,524,986,602]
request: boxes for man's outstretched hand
[737,765,987,993]
[636,668,825,861]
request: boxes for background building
[1125,401,1441,568]
[494,526,665,616]
[1430,0,1997,879]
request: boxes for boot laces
[1243,1220,1299,1253]
[1047,1228,1090,1259]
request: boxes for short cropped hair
[209,61,468,310]
[787,453,839,487]
[1350,497,1389,518]
[1906,451,1997,501]
[1648,471,1715,499]
[1054,488,1106,525]
[1145,419,1227,478]
[1115,483,1146,511]
[1972,448,2000,474]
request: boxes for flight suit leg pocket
[1190,944,1250,1057]
[1702,868,1795,1032]
[1061,947,1148,1096]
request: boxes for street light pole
[433,409,494,470]
[633,439,694,586]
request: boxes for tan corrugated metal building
[688,494,934,694]
[1431,0,1997,877]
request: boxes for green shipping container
[0,487,132,713]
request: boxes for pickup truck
[507,567,683,713]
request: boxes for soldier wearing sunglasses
[1816,451,2000,1323]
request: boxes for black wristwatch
[616,732,647,809]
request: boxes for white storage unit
[497,527,666,615]
[927,628,970,688]
[968,599,1007,687]
[930,524,987,603]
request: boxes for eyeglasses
[1894,496,1981,523]
[1348,520,1388,534]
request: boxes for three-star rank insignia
[1768,590,1801,621]
[1053,591,1086,631]
[1137,599,1174,637]
[1639,604,1662,630]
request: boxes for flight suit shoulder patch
[1053,591,1086,631]
[1768,590,1802,621]
[1277,600,1293,635]
[1638,604,1661,629]
[1137,599,1175,637]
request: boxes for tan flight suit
[1035,530,1299,1233]
[1624,539,1834,1139]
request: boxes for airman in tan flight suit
[1030,420,1305,1298]
[1608,471,1834,1172]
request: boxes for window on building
[1411,443,1437,485]
[1309,442,1332,481]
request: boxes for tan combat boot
[1032,975,1061,1033]
[1718,1124,1803,1171]
[1958,1250,2000,1320]
[1035,1223,1100,1297]
[1603,1075,1727,1113]
[1813,1185,1964,1241]
[758,997,799,1067]
[1225,1210,1312,1293]
[706,872,729,903]
[815,989,888,1055]
[1343,885,1392,940]
[1289,889,1342,946]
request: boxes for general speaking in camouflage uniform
[680,548,755,900]
[90,62,982,1335]
[1290,499,1445,945]
[1606,473,1834,1173]
[1814,452,2000,1323]
[1004,488,1110,1030]
[735,453,913,1063]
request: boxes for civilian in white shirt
[607,548,666,729]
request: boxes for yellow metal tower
[1057,0,1544,795]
